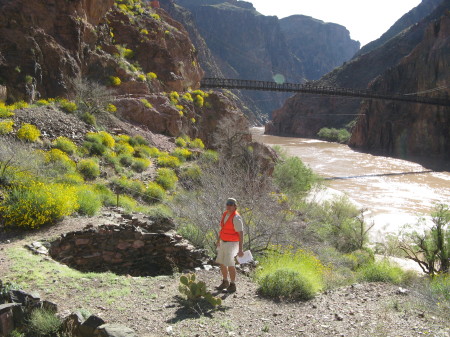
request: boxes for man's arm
[238,231,244,257]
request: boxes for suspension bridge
[200,78,450,107]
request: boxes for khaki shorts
[216,240,239,267]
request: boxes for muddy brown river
[251,127,450,240]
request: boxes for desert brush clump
[16,123,41,142]
[77,158,100,180]
[255,247,326,301]
[28,308,62,336]
[171,148,192,162]
[155,168,178,190]
[0,119,14,135]
[51,136,77,155]
[0,181,79,229]
[44,149,76,174]
[144,182,166,203]
[131,157,151,172]
[75,185,102,216]
[157,154,181,168]
[179,273,222,307]
[59,99,78,113]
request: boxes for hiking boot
[227,282,236,293]
[216,280,229,290]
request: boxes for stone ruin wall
[49,214,210,277]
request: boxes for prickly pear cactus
[178,273,222,307]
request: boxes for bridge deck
[200,78,450,107]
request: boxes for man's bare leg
[220,264,228,280]
[228,266,236,283]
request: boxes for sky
[246,0,422,46]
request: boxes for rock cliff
[170,0,359,119]
[0,0,254,145]
[280,15,360,80]
[266,0,448,142]
[0,0,203,101]
[349,11,450,161]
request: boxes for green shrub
[81,111,96,126]
[52,136,77,155]
[317,128,351,144]
[17,123,41,142]
[28,308,61,336]
[115,142,134,155]
[188,138,205,149]
[255,248,325,301]
[76,185,102,216]
[175,137,187,147]
[429,274,450,301]
[357,260,409,285]
[131,157,151,172]
[77,159,100,180]
[59,100,78,113]
[128,135,149,147]
[45,149,76,174]
[146,147,161,158]
[86,131,115,148]
[179,165,202,185]
[111,177,145,196]
[200,150,218,163]
[273,157,316,197]
[0,119,14,135]
[157,154,181,168]
[118,154,133,167]
[144,182,166,203]
[172,148,192,162]
[155,168,178,190]
[0,181,79,229]
[83,141,107,156]
[259,269,317,301]
[133,145,154,158]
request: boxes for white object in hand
[236,250,253,264]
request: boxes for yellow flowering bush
[188,138,205,149]
[17,123,41,142]
[86,131,115,148]
[131,157,151,173]
[106,104,117,113]
[0,181,79,229]
[155,168,178,190]
[45,149,76,174]
[140,99,153,109]
[144,182,166,203]
[0,119,14,135]
[59,100,78,113]
[175,137,187,147]
[146,72,157,80]
[52,136,77,155]
[172,148,192,162]
[157,154,181,168]
[109,76,122,86]
[169,91,179,104]
[77,159,100,180]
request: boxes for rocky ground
[1,212,449,337]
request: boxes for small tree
[399,204,450,275]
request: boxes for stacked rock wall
[49,214,210,277]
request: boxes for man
[215,198,244,293]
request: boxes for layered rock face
[171,0,359,119]
[0,0,203,101]
[349,12,450,160]
[266,0,448,140]
[280,15,360,80]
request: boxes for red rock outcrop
[0,0,203,101]
[349,13,450,160]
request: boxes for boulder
[94,324,138,337]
